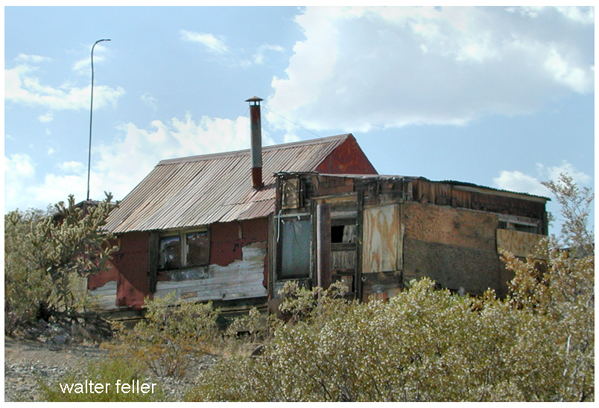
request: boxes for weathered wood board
[362,204,401,273]
[497,229,547,259]
[404,201,497,251]
[155,242,267,303]
[403,238,501,295]
[89,281,118,310]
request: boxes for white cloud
[4,112,267,209]
[268,6,594,133]
[180,30,229,54]
[252,44,285,64]
[5,64,125,111]
[58,161,85,173]
[15,53,50,63]
[73,43,110,73]
[493,170,550,197]
[537,161,591,186]
[38,112,53,122]
[141,93,158,110]
[5,154,37,210]
[493,160,591,197]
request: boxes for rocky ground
[5,335,220,402]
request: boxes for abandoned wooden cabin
[89,96,548,315]
[269,172,549,305]
[90,99,377,312]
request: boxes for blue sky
[4,6,595,235]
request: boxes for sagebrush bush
[114,292,220,379]
[186,174,593,402]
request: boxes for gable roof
[105,134,354,233]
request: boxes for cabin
[90,97,549,315]
[269,172,549,306]
[90,98,377,312]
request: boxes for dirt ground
[4,336,218,402]
[4,336,109,401]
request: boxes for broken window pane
[159,235,181,270]
[186,231,209,266]
[280,219,311,278]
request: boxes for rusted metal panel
[105,134,368,234]
[362,204,401,273]
[497,229,547,259]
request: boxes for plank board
[497,229,547,259]
[155,242,267,303]
[362,205,400,273]
[404,201,497,251]
[89,281,118,310]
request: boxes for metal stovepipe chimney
[246,96,264,189]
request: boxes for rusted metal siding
[105,134,374,234]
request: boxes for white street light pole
[87,38,111,201]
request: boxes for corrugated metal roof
[105,134,352,233]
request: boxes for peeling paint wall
[155,241,268,302]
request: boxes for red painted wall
[106,135,376,309]
[111,232,150,309]
[315,134,378,175]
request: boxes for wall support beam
[317,203,332,290]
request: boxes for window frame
[158,227,210,271]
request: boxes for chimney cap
[245,96,264,103]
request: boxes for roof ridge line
[158,134,351,166]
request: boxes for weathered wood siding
[155,242,268,302]
[403,201,502,295]
[362,204,401,273]
[497,229,547,259]
[89,281,118,311]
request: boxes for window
[158,229,209,271]
[497,215,540,234]
[278,217,311,278]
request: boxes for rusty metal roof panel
[105,134,351,233]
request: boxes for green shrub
[187,174,593,402]
[114,292,220,379]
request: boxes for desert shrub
[114,292,220,379]
[187,174,593,402]
[37,356,164,402]
[5,208,53,333]
[225,307,271,342]
[5,194,117,335]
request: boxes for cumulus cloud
[268,6,594,133]
[89,113,274,200]
[15,53,51,63]
[493,170,550,197]
[4,112,270,209]
[73,43,110,73]
[38,112,53,122]
[181,30,229,54]
[252,44,285,64]
[5,64,124,111]
[493,160,591,197]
